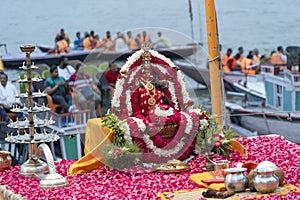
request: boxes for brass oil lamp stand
[5,45,68,188]
[19,45,48,176]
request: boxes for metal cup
[214,160,229,170]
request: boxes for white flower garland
[125,89,132,116]
[149,50,176,69]
[143,134,186,157]
[177,70,192,105]
[167,81,179,110]
[154,105,174,117]
[120,50,143,77]
[181,111,192,134]
[112,78,125,107]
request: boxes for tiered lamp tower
[5,45,68,188]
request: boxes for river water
[1,0,300,54]
[1,0,298,116]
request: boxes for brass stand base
[20,159,48,176]
[36,173,69,189]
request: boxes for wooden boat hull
[227,102,300,144]
[2,45,196,69]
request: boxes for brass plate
[156,163,191,173]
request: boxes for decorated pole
[204,0,223,126]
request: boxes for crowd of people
[0,58,122,126]
[221,46,288,75]
[53,28,172,54]
[44,57,103,120]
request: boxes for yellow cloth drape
[190,171,226,191]
[68,118,114,175]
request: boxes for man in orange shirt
[222,48,236,72]
[82,33,94,50]
[271,46,287,70]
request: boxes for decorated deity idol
[111,43,201,163]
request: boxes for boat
[226,64,300,144]
[1,44,196,69]
[173,60,210,87]
[222,71,266,104]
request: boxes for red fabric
[131,87,176,120]
[105,68,121,84]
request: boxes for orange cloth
[222,55,236,72]
[241,58,256,75]
[83,37,94,50]
[56,39,69,53]
[271,52,287,70]
[68,118,114,175]
[229,139,248,157]
[190,170,226,191]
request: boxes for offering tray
[156,160,191,173]
[5,133,59,144]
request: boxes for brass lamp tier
[20,45,35,53]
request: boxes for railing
[260,64,280,76]
[46,109,90,160]
[284,69,300,86]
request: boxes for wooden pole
[204,0,223,125]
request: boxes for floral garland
[108,49,209,160]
